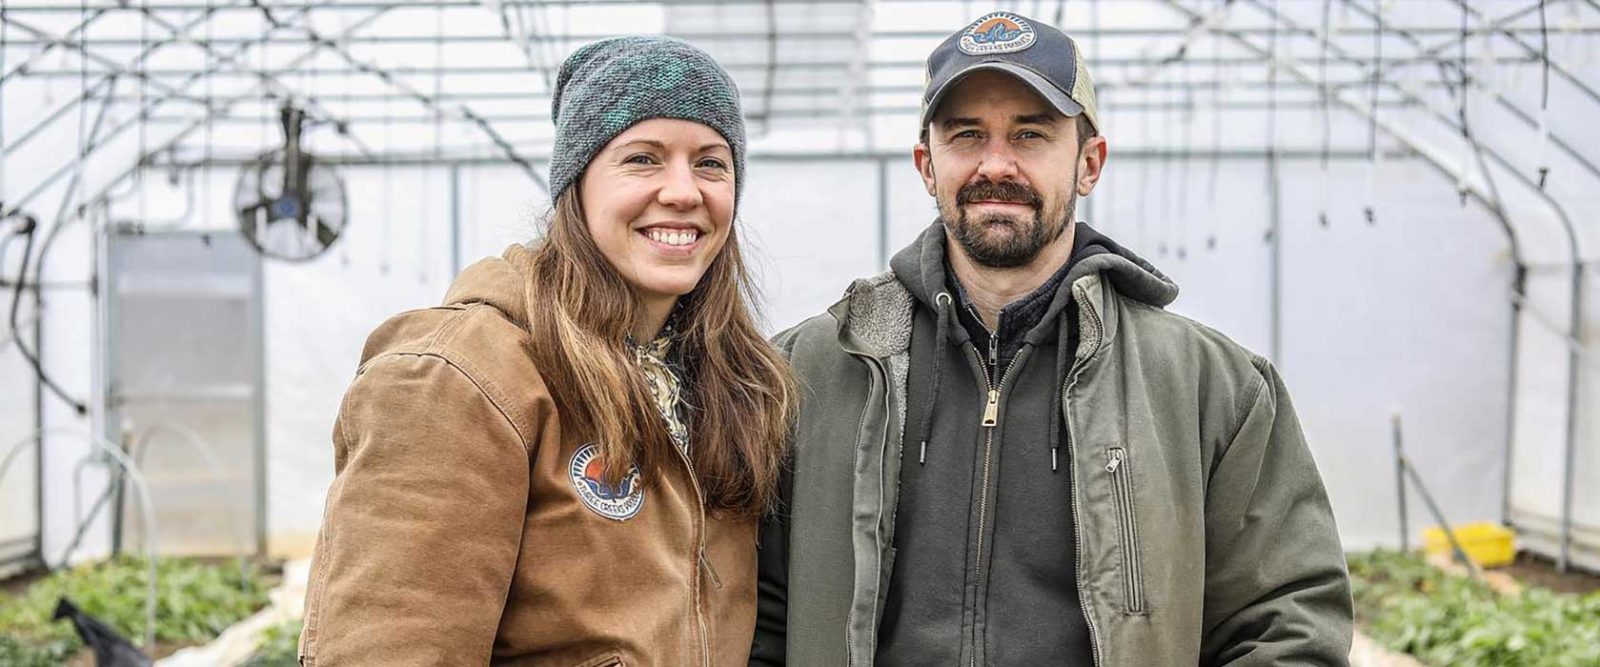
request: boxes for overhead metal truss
[4,1,1598,173]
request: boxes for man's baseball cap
[921,11,1100,135]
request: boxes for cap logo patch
[569,443,645,521]
[958,12,1036,55]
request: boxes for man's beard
[939,176,1076,269]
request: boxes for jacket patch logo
[569,443,644,521]
[958,12,1036,55]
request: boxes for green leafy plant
[0,557,271,661]
[1349,549,1600,667]
[241,618,303,667]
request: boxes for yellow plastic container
[1423,522,1516,568]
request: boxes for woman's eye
[625,154,659,165]
[697,158,729,170]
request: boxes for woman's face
[579,118,736,309]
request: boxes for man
[751,12,1353,666]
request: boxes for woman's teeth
[647,229,698,247]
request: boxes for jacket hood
[442,243,536,326]
[888,220,1180,314]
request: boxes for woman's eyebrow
[613,139,667,152]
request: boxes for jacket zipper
[1106,448,1146,613]
[1067,279,1107,666]
[968,329,1020,667]
[670,445,713,667]
[972,333,1018,571]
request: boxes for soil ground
[1496,550,1600,596]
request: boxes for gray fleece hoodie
[752,220,1352,666]
[876,221,1130,665]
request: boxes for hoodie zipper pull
[982,389,1000,427]
[1105,449,1123,473]
[699,548,723,590]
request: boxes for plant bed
[1498,551,1600,596]
[240,618,302,667]
[1349,549,1600,667]
[0,557,274,665]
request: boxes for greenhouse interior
[1,0,1597,664]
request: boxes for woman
[298,37,795,666]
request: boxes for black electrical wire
[1265,0,1278,246]
[337,8,351,268]
[1178,66,1192,260]
[1136,66,1148,250]
[6,214,87,415]
[1452,0,1470,207]
[1164,64,1177,257]
[1206,0,1221,251]
[2,4,8,220]
[1318,0,1332,228]
[1364,1,1380,226]
[204,0,214,182]
[0,225,17,278]
[762,0,777,133]
[1538,0,1550,189]
[137,0,149,221]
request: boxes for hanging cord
[421,3,447,283]
[6,213,87,415]
[202,0,213,228]
[1135,64,1148,250]
[380,101,393,275]
[1177,58,1192,260]
[1158,72,1172,258]
[336,9,352,267]
[137,0,149,223]
[1,4,8,216]
[1206,0,1222,251]
[917,293,952,465]
[1364,1,1381,227]
[1265,0,1278,246]
[1537,0,1551,189]
[1317,0,1332,228]
[1453,0,1471,206]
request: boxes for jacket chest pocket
[572,652,624,667]
[1105,447,1147,614]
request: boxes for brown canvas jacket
[299,244,757,666]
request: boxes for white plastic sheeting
[255,153,1511,557]
[1,0,1597,569]
[0,153,1582,563]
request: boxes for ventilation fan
[234,105,348,261]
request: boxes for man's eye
[1018,130,1045,140]
[954,130,980,139]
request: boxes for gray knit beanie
[549,36,747,204]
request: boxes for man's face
[915,71,1099,269]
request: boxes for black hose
[6,213,87,415]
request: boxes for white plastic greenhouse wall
[1,0,1597,578]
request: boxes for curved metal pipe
[0,427,161,650]
[1169,0,1590,571]
[131,422,249,557]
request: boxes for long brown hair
[515,189,796,516]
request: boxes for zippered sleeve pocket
[1105,447,1147,614]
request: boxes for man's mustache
[956,180,1042,210]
